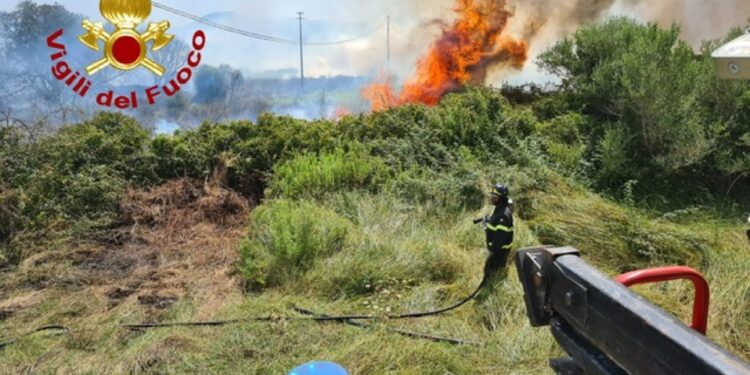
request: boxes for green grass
[268,146,391,200]
[2,184,748,373]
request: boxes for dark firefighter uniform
[476,183,514,303]
[484,193,514,276]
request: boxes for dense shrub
[238,199,353,290]
[538,17,750,202]
[535,113,587,172]
[268,146,391,199]
[21,113,154,221]
[45,112,156,185]
[0,127,34,188]
[0,113,156,228]
[387,149,486,212]
[0,112,160,265]
[0,188,23,266]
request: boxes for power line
[303,20,386,46]
[152,2,296,44]
[151,2,385,46]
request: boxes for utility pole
[387,15,391,75]
[297,12,305,91]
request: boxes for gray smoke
[616,0,750,45]
[504,0,750,52]
[484,0,750,84]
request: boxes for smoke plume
[367,0,750,110]
[364,0,527,109]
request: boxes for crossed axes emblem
[79,16,174,76]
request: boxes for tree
[150,38,191,87]
[0,1,86,126]
[193,65,231,104]
[538,18,726,198]
[695,28,750,197]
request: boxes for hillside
[1,18,749,374]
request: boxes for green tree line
[1,18,748,268]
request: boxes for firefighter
[475,183,514,301]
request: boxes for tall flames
[364,0,528,110]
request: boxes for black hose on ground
[124,256,491,329]
[3,258,494,349]
[293,307,478,346]
[121,268,487,329]
[293,267,489,322]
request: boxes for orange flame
[334,106,352,120]
[364,0,527,110]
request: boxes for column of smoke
[366,0,750,110]
[508,0,750,53]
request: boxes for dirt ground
[0,178,251,322]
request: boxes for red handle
[615,266,710,335]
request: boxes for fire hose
[1,221,496,349]
[0,259,491,349]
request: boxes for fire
[334,106,352,119]
[364,0,528,110]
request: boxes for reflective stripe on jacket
[486,201,513,253]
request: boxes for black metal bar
[515,247,750,375]
[550,318,627,375]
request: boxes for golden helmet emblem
[79,0,174,76]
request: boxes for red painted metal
[616,266,710,335]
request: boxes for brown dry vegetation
[1,178,250,325]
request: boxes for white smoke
[614,0,750,46]
[486,0,750,85]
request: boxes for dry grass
[0,179,249,339]
[0,182,748,374]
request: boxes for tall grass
[2,180,749,373]
[268,146,391,200]
[238,199,354,290]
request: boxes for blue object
[288,361,348,375]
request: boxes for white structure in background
[712,29,750,80]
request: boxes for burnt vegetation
[0,8,748,375]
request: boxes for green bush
[0,112,159,265]
[0,189,21,242]
[0,189,23,266]
[45,112,157,185]
[25,164,125,222]
[238,199,353,290]
[152,116,346,198]
[21,113,154,222]
[538,17,749,202]
[388,165,485,212]
[536,113,587,172]
[268,146,391,199]
[152,121,246,180]
[0,127,34,188]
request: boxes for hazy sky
[0,0,452,77]
[0,0,408,23]
[3,0,748,82]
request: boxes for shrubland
[0,18,748,374]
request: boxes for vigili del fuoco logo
[46,0,206,109]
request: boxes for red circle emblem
[111,35,141,65]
